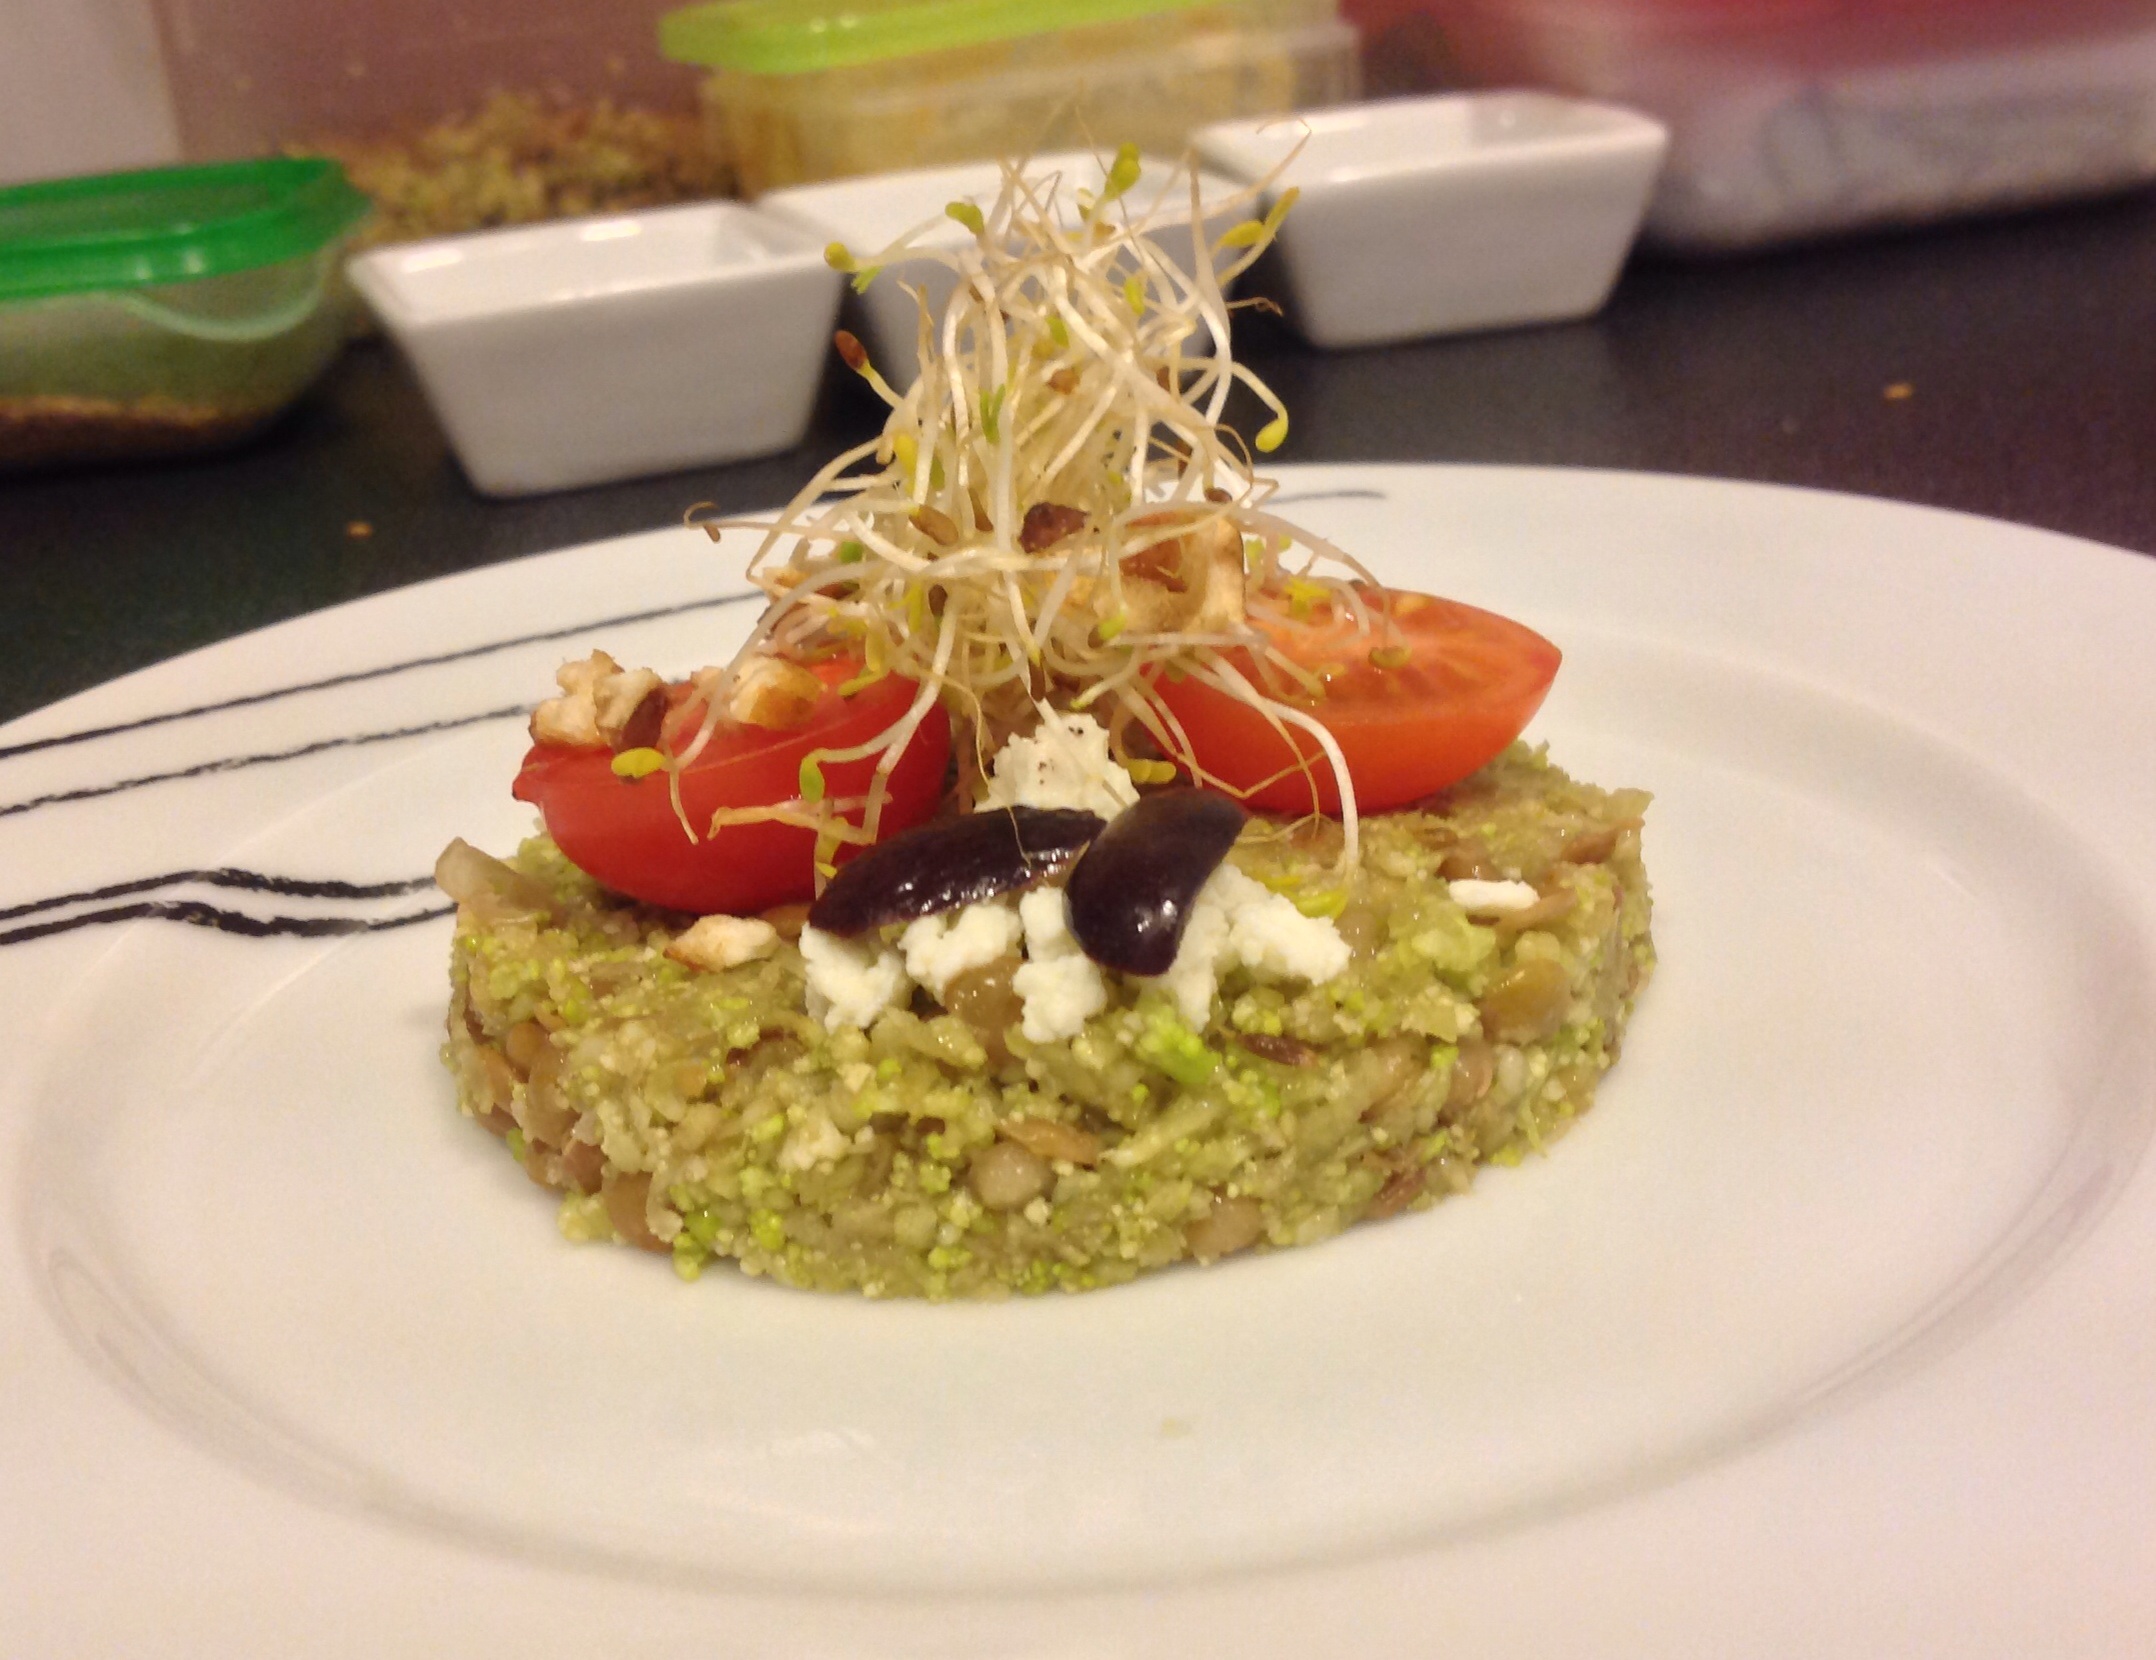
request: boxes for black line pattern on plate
[0,495,1396,768]
[0,898,453,948]
[0,492,1398,946]
[1265,488,1390,507]
[0,868,438,925]
[0,589,762,764]
[0,705,528,822]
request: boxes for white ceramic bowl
[1195,93,1669,349]
[350,202,842,496]
[761,152,1250,387]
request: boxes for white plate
[4,464,2154,1656]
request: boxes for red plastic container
[1388,0,2156,248]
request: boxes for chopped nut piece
[1119,514,1246,636]
[613,685,668,753]
[530,650,650,749]
[727,655,824,730]
[666,914,781,972]
[530,695,601,748]
[1121,537,1187,590]
[1020,501,1088,552]
[557,649,620,697]
[595,667,665,749]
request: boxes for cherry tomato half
[1150,587,1560,814]
[513,661,950,913]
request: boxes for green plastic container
[661,0,1358,195]
[0,158,371,469]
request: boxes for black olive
[807,807,1105,936]
[1063,790,1247,975]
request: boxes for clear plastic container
[0,158,370,468]
[146,0,727,245]
[1411,0,2156,249]
[661,0,1360,196]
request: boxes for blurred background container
[661,0,1359,196]
[15,0,2148,257]
[145,0,726,244]
[350,200,842,494]
[8,0,2147,274]
[0,157,369,467]
[129,0,1356,241]
[1345,0,2156,249]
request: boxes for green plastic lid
[661,0,1221,74]
[0,157,371,302]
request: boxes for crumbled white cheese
[980,711,1140,820]
[777,1109,850,1172]
[1012,886,1108,1042]
[1447,878,1542,915]
[1221,866,1353,983]
[797,926,908,1031]
[665,913,779,972]
[900,902,1022,1000]
[1154,877,1235,1028]
[1015,952,1110,1043]
[1017,884,1077,956]
[1147,863,1349,1027]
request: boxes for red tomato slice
[512,660,950,914]
[1150,588,1560,814]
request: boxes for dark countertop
[6,186,2155,729]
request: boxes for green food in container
[0,157,371,469]
[661,0,1358,195]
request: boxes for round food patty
[442,745,1655,1299]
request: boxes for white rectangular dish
[350,202,841,496]
[1196,93,1667,348]
[761,151,1248,387]
[1415,0,2156,251]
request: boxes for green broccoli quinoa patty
[442,745,1654,1298]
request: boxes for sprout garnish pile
[686,146,1389,880]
